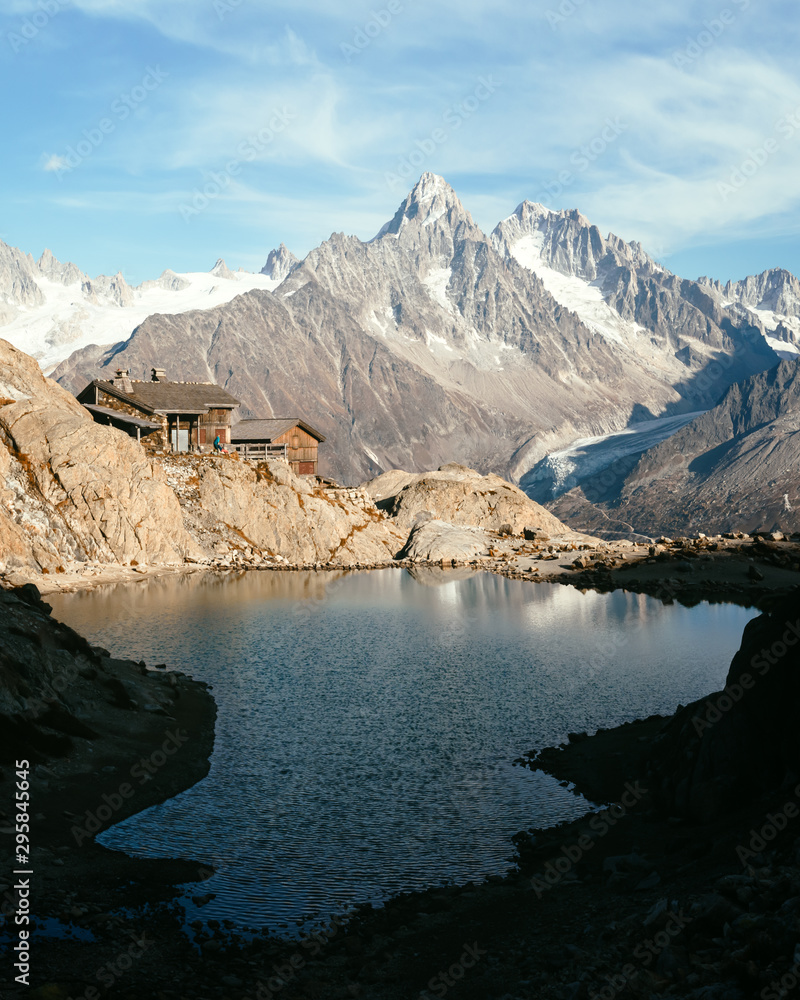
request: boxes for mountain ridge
[547,358,800,536]
[5,173,791,484]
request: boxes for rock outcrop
[1,338,589,582]
[260,243,299,281]
[0,583,201,764]
[0,339,418,579]
[363,463,569,535]
[647,588,800,822]
[396,519,488,563]
[0,339,200,576]
[163,454,405,567]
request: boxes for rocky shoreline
[14,527,800,614]
[0,583,218,999]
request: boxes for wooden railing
[231,442,288,462]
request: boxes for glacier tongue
[522,411,707,503]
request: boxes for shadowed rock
[647,588,800,821]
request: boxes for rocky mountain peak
[36,248,87,287]
[511,201,593,231]
[210,258,236,280]
[0,240,45,316]
[37,247,59,273]
[260,243,299,282]
[720,268,800,318]
[493,199,659,282]
[82,270,133,308]
[378,173,477,241]
[408,172,462,212]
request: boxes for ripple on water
[50,570,757,935]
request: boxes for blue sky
[2,0,799,283]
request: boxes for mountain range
[2,174,798,519]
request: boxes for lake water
[50,569,756,934]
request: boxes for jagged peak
[409,172,458,205]
[261,243,299,281]
[504,201,593,231]
[38,247,60,269]
[210,258,236,280]
[36,247,87,286]
[727,267,799,288]
[377,173,474,239]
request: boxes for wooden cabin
[230,418,325,476]
[77,368,240,455]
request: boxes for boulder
[362,463,569,535]
[396,519,488,563]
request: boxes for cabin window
[298,462,314,476]
[198,428,206,445]
[216,428,228,444]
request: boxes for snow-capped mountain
[0,243,283,372]
[45,174,781,485]
[490,199,765,368]
[698,269,800,361]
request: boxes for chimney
[151,367,167,382]
[113,368,133,394]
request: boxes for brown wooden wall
[198,409,232,446]
[93,391,234,453]
[273,426,319,476]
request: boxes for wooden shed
[230,418,326,476]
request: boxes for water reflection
[50,570,756,934]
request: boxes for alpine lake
[49,569,756,937]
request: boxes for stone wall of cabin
[95,389,168,454]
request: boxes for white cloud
[42,154,70,173]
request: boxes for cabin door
[170,428,190,452]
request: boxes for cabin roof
[230,418,326,443]
[83,403,163,430]
[82,379,240,414]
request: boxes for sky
[2,0,800,285]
